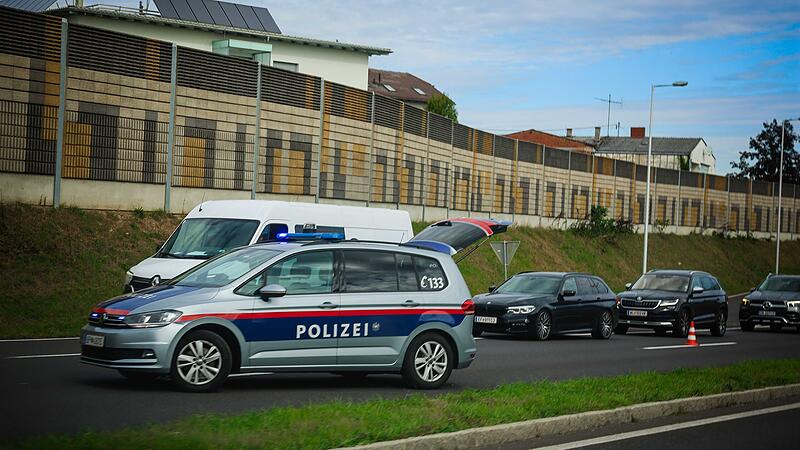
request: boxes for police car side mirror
[625,283,632,290]
[259,284,287,301]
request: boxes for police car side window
[397,253,418,291]
[343,250,397,293]
[236,251,334,296]
[414,256,447,291]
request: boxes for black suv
[739,274,800,332]
[616,270,728,337]
[473,272,619,340]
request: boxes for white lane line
[642,342,736,350]
[532,401,800,450]
[0,337,79,343]
[5,353,81,359]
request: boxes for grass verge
[7,359,800,450]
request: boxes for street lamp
[776,117,800,274]
[642,80,688,274]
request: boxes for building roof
[368,69,442,103]
[594,136,704,156]
[48,6,392,56]
[505,129,592,151]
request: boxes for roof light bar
[276,232,344,241]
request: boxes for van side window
[294,224,346,236]
[414,256,448,291]
[257,223,288,243]
[397,253,418,291]
[343,250,397,293]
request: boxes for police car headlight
[660,298,680,307]
[507,305,536,314]
[124,270,133,286]
[124,310,182,328]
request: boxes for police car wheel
[402,333,453,389]
[170,330,232,393]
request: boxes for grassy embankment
[1,203,798,338]
[5,359,800,449]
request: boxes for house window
[413,87,425,95]
[383,84,396,92]
[274,61,298,72]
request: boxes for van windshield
[159,218,260,259]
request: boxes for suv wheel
[740,321,755,331]
[711,311,727,337]
[401,332,453,389]
[531,310,552,341]
[673,310,690,338]
[614,324,629,335]
[170,330,232,393]
[592,310,614,339]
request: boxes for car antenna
[198,192,206,212]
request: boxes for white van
[124,200,413,292]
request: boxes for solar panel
[153,0,280,33]
[0,0,57,12]
[201,0,231,27]
[218,1,247,29]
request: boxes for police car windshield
[759,276,800,292]
[159,218,260,259]
[496,275,561,295]
[632,274,689,293]
[173,247,282,288]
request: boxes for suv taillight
[461,299,475,315]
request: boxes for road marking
[0,337,79,343]
[642,342,736,350]
[6,353,81,359]
[532,401,800,450]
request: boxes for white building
[46,1,390,90]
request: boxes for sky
[109,0,799,174]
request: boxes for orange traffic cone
[686,321,698,346]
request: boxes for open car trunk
[404,218,511,262]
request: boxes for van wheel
[592,310,614,339]
[170,330,231,393]
[402,332,453,389]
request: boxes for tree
[731,119,799,183]
[426,93,458,122]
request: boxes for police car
[81,218,509,392]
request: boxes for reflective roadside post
[776,117,800,274]
[643,80,688,274]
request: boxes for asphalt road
[2,294,799,439]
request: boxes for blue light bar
[276,232,345,241]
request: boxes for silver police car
[81,218,509,392]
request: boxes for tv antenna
[594,95,622,137]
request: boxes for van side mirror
[259,284,287,301]
[625,283,632,290]
[691,286,704,296]
[489,285,497,293]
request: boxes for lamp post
[776,117,800,274]
[642,81,688,274]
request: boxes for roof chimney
[594,127,601,140]
[566,128,573,137]
[630,127,646,139]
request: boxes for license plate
[474,316,497,324]
[758,310,776,316]
[84,334,105,347]
[628,310,647,317]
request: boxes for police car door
[336,249,406,366]
[244,249,340,368]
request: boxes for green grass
[6,359,800,450]
[1,203,798,338]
